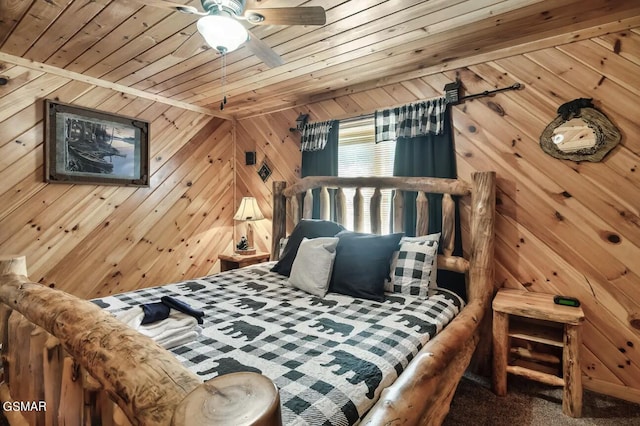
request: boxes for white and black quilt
[93,262,464,425]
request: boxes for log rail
[273,175,475,276]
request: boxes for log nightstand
[218,252,271,272]
[492,288,585,417]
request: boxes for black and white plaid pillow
[384,233,440,294]
[391,240,438,297]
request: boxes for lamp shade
[233,197,264,221]
[197,14,248,53]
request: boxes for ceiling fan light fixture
[197,14,248,53]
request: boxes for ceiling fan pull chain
[220,51,227,110]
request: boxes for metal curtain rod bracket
[456,83,523,104]
[289,113,309,133]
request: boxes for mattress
[93,262,464,425]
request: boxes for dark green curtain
[301,120,339,219]
[392,110,466,299]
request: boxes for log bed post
[272,181,287,261]
[467,171,497,376]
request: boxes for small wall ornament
[258,161,272,182]
[539,98,621,162]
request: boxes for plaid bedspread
[93,262,464,425]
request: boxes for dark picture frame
[44,100,150,187]
[258,161,272,182]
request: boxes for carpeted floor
[443,373,640,426]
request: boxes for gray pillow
[271,219,345,277]
[288,237,339,297]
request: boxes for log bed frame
[0,171,495,426]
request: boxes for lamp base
[235,248,256,255]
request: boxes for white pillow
[385,233,440,293]
[288,237,339,297]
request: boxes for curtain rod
[453,82,523,104]
[299,81,523,127]
[328,95,446,125]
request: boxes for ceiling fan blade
[135,0,205,15]
[244,7,326,26]
[245,29,285,68]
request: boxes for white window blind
[338,117,396,234]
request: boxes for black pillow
[329,231,403,302]
[271,219,345,277]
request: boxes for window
[338,117,395,233]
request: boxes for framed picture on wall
[258,161,272,182]
[44,100,150,187]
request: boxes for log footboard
[0,256,282,426]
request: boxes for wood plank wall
[0,65,234,299]
[234,110,301,253]
[236,28,640,402]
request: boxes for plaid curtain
[374,97,447,143]
[300,120,335,152]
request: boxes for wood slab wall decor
[0,70,234,299]
[236,28,640,403]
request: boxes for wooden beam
[0,52,229,119]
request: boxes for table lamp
[233,197,264,255]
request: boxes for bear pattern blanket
[93,262,464,425]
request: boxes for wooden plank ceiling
[2,0,640,119]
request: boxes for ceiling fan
[143,0,327,67]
